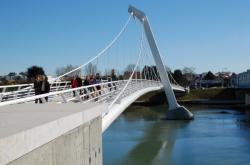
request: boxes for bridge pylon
[128,5,193,120]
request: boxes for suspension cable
[108,30,144,109]
[54,14,133,81]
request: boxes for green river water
[103,104,250,165]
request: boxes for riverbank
[179,88,244,100]
[134,88,249,110]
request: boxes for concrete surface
[8,117,102,165]
[0,103,107,165]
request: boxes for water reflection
[103,105,250,165]
[120,118,190,164]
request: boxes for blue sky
[0,0,250,75]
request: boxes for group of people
[71,76,83,96]
[34,75,50,103]
[71,73,102,98]
[71,70,118,99]
[33,69,118,103]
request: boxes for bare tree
[182,67,195,75]
[85,63,97,75]
[55,65,81,79]
[19,72,27,79]
[8,72,16,80]
[104,69,111,76]
[125,64,140,72]
[182,67,196,86]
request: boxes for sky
[0,0,250,76]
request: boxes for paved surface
[0,102,108,165]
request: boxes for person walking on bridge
[83,75,90,100]
[71,76,78,97]
[41,76,50,102]
[34,74,42,103]
[95,73,102,96]
[76,76,83,95]
[111,69,118,90]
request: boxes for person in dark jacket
[41,76,50,102]
[111,69,118,81]
[111,69,117,90]
[76,76,83,95]
[34,74,42,103]
[89,74,95,98]
[95,73,101,94]
[83,75,90,100]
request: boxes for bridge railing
[0,81,72,102]
[0,83,32,93]
[0,79,162,107]
[0,79,186,104]
[171,84,186,92]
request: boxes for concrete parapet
[0,103,108,165]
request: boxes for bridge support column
[245,92,250,106]
[128,5,193,120]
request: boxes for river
[103,104,250,165]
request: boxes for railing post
[75,90,83,103]
[14,91,18,100]
[17,86,21,91]
[2,87,6,93]
[41,97,46,103]
[27,88,32,97]
[87,88,92,99]
[63,82,67,90]
[61,93,67,103]
[0,94,3,102]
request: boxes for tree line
[0,66,45,85]
[0,63,225,87]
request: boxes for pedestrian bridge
[0,79,186,164]
[0,5,193,165]
[0,79,186,132]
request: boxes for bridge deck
[0,103,108,165]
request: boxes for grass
[179,88,237,101]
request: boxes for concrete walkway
[0,103,108,165]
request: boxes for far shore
[134,88,250,111]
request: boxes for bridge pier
[166,106,194,120]
[128,5,193,120]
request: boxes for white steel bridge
[0,6,198,165]
[0,5,192,134]
[0,79,186,132]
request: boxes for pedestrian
[83,75,90,86]
[83,75,90,100]
[89,74,95,85]
[76,76,83,95]
[41,76,50,102]
[111,69,118,81]
[89,74,95,98]
[71,76,78,97]
[108,76,112,91]
[95,73,102,94]
[34,74,42,103]
[111,69,118,90]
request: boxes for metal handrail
[0,79,186,104]
[0,80,161,107]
